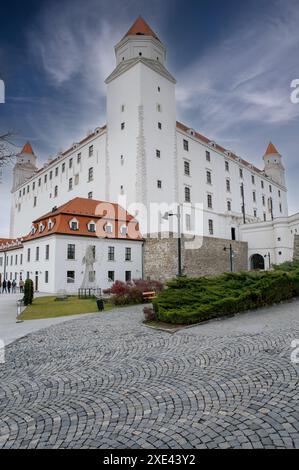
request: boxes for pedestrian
[7,280,11,293]
[19,279,24,293]
[12,280,16,294]
[2,279,7,293]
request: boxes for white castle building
[1,16,299,291]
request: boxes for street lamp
[224,244,235,272]
[162,205,183,277]
[264,252,271,270]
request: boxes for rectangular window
[253,191,256,203]
[206,170,212,184]
[108,246,115,261]
[88,167,93,182]
[69,158,73,169]
[45,245,49,260]
[156,149,161,158]
[261,180,264,189]
[62,163,65,173]
[88,192,93,199]
[89,146,93,157]
[38,178,41,187]
[280,203,282,213]
[278,190,281,198]
[69,178,73,191]
[183,139,189,151]
[50,171,53,180]
[45,271,49,284]
[157,180,162,189]
[34,196,37,207]
[254,209,257,217]
[207,194,213,209]
[226,179,231,192]
[125,247,132,261]
[44,175,47,184]
[251,175,255,184]
[67,271,75,283]
[206,151,211,162]
[36,247,39,261]
[67,244,75,260]
[27,248,31,262]
[33,182,35,190]
[184,161,190,176]
[239,168,243,178]
[54,186,58,197]
[158,122,162,130]
[225,161,229,172]
[208,219,214,235]
[262,195,265,206]
[263,213,266,221]
[125,271,132,282]
[20,254,23,265]
[185,186,191,202]
[77,153,81,164]
[227,200,232,211]
[269,185,272,193]
[55,167,58,177]
[108,271,115,282]
[121,122,125,130]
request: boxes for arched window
[69,218,79,231]
[250,254,265,270]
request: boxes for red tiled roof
[265,142,280,156]
[21,142,34,155]
[26,198,143,242]
[123,16,161,42]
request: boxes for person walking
[19,279,24,293]
[2,279,7,293]
[7,280,11,293]
[12,280,16,294]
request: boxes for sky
[0,0,299,236]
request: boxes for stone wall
[293,235,299,261]
[143,234,248,281]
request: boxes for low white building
[240,213,299,269]
[0,198,143,293]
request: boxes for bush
[23,279,34,306]
[104,279,164,306]
[153,270,299,325]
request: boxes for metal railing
[78,288,102,299]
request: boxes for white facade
[240,213,299,269]
[9,17,288,244]
[0,234,143,294]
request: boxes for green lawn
[19,296,113,321]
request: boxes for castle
[1,17,299,292]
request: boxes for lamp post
[224,244,235,272]
[163,205,182,277]
[264,252,271,270]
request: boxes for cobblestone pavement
[0,301,299,449]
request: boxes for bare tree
[0,132,18,168]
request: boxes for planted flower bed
[153,270,299,325]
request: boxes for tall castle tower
[105,16,178,212]
[263,142,286,186]
[12,142,37,191]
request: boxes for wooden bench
[143,291,157,302]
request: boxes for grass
[19,296,114,321]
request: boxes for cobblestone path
[0,303,299,449]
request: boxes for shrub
[23,279,34,306]
[153,270,299,325]
[104,279,164,306]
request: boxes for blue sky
[1,0,299,236]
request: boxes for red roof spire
[264,142,280,156]
[21,142,35,155]
[123,16,160,42]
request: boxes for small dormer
[209,141,216,148]
[39,223,45,233]
[69,218,79,231]
[87,220,96,233]
[120,224,128,236]
[104,222,113,234]
[187,128,195,136]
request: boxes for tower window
[69,158,73,169]
[225,161,229,172]
[69,178,73,191]
[226,179,231,192]
[44,175,47,183]
[239,168,243,179]
[121,122,125,130]
[253,191,256,203]
[158,122,162,130]
[158,86,161,92]
[88,191,93,199]
[206,170,212,184]
[77,153,81,164]
[207,194,213,209]
[89,146,93,157]
[261,181,264,189]
[33,196,37,207]
[88,167,93,182]
[157,103,162,112]
[121,104,125,112]
[156,150,161,158]
[185,186,191,202]
[55,167,58,176]
[227,200,232,211]
[184,161,190,176]
[206,151,211,162]
[139,52,142,56]
[208,219,214,235]
[252,175,255,184]
[157,180,162,189]
[108,246,115,261]
[183,139,189,151]
[54,186,58,197]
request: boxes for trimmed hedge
[153,271,299,325]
